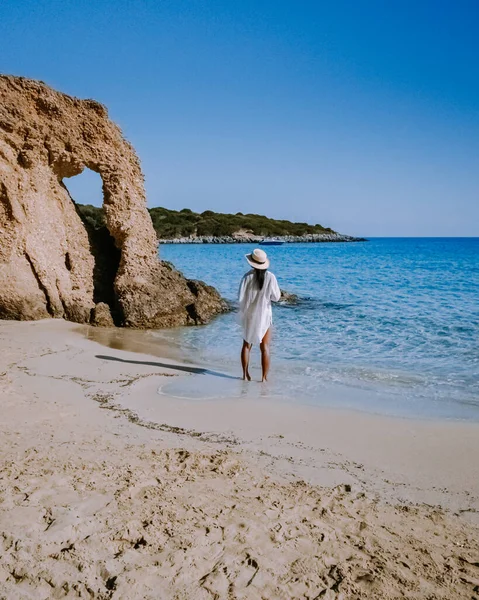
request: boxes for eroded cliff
[0,75,226,327]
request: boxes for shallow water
[157,238,479,420]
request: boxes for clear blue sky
[1,0,478,236]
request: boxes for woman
[238,248,281,382]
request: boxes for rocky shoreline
[159,233,367,244]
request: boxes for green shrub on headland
[76,204,335,239]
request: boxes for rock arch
[0,75,226,327]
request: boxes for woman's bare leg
[241,340,252,381]
[260,328,272,382]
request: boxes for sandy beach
[1,319,479,599]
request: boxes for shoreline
[1,318,479,598]
[73,324,479,514]
[12,318,479,510]
[158,233,367,244]
[82,319,479,424]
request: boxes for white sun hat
[245,248,270,270]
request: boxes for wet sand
[1,319,479,599]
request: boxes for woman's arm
[270,273,281,302]
[238,274,248,306]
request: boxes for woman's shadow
[95,354,240,380]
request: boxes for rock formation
[0,75,227,327]
[279,290,300,305]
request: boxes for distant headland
[78,204,366,244]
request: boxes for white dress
[238,270,281,345]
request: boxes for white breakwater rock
[159,233,366,244]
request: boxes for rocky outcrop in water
[0,75,227,327]
[279,290,300,305]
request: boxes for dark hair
[254,267,266,290]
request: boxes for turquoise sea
[156,238,479,420]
